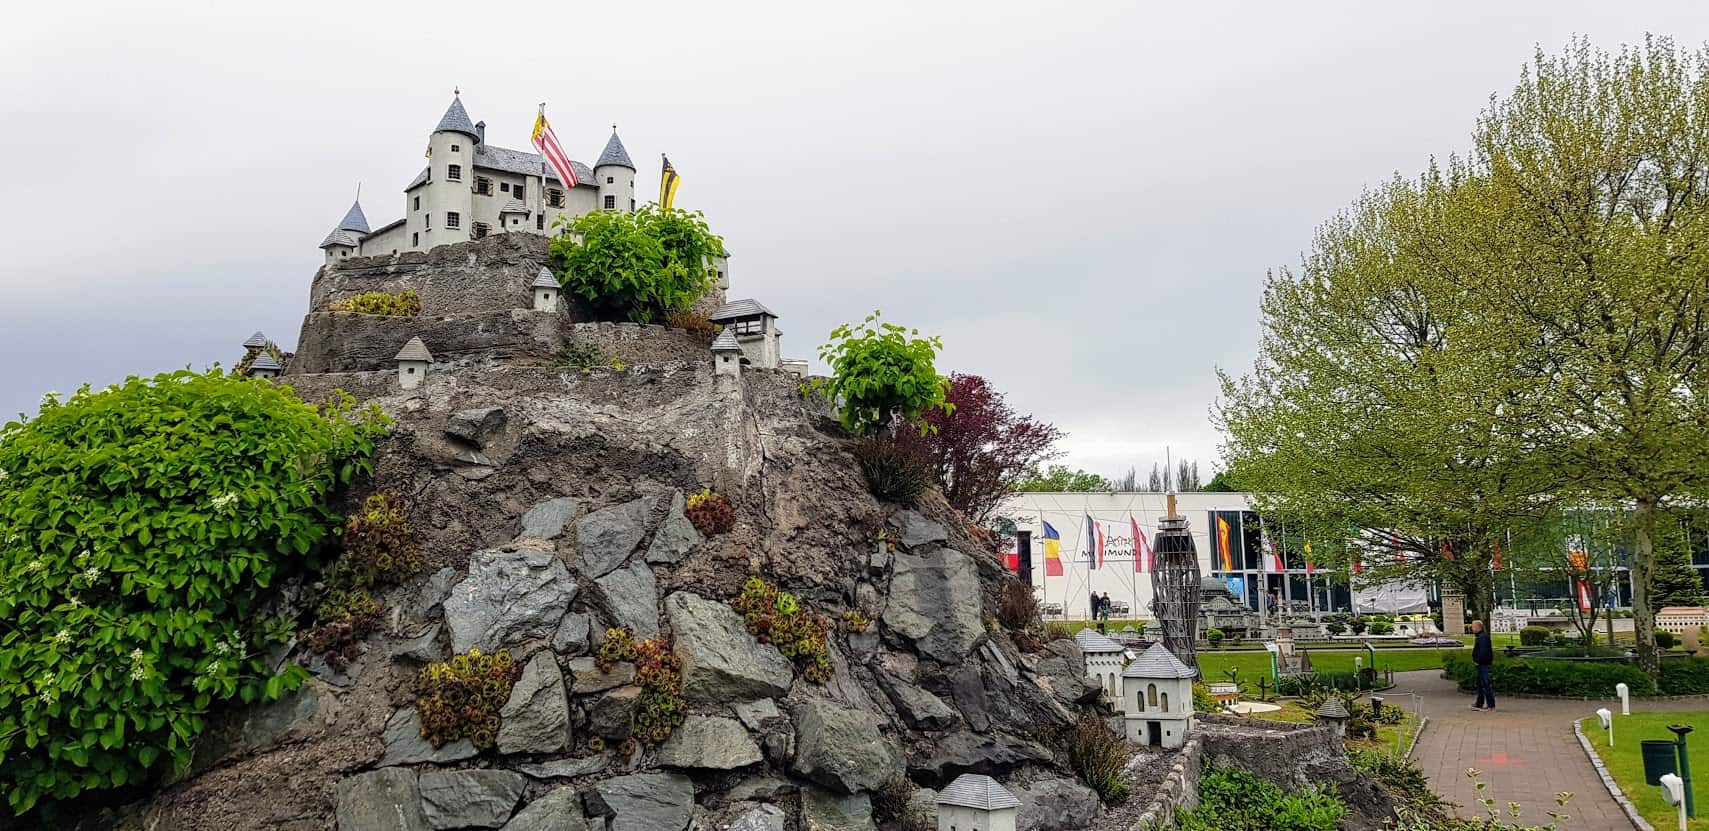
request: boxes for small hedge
[1519,625,1552,646]
[1442,652,1659,697]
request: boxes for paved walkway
[1393,670,1639,830]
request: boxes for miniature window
[606,176,614,184]
[412,232,419,246]
[446,211,460,229]
[536,214,545,230]
[547,189,564,207]
[1147,683,1158,707]
[447,164,462,181]
[604,195,615,209]
[475,176,492,195]
[733,318,763,336]
[425,213,431,229]
[450,144,460,152]
[413,196,420,211]
[471,221,488,239]
[500,182,509,192]
[630,198,636,210]
[514,184,525,200]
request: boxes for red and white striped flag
[531,105,578,189]
[1131,515,1152,573]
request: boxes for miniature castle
[319,94,638,262]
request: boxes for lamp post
[1660,773,1687,831]
[1617,682,1630,716]
[1596,708,1613,747]
[1668,724,1695,818]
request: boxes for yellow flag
[659,154,681,210]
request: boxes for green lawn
[1247,700,1421,757]
[1199,647,1459,686]
[1578,712,1709,830]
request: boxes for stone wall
[289,313,714,374]
[1196,714,1397,831]
[1120,737,1201,830]
[310,234,547,317]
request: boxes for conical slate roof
[1315,697,1351,719]
[596,130,635,169]
[434,96,478,138]
[243,331,270,349]
[250,354,281,372]
[1074,629,1125,654]
[319,200,370,248]
[936,774,1020,810]
[394,337,433,362]
[531,268,559,289]
[1121,642,1196,679]
[710,327,742,353]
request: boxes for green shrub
[1519,626,1552,646]
[1660,658,1709,694]
[1442,652,1656,697]
[1656,630,1678,649]
[1044,621,1077,641]
[1325,621,1346,636]
[732,577,832,683]
[996,578,1041,633]
[1193,683,1221,712]
[415,649,521,749]
[548,206,724,323]
[0,373,385,814]
[1367,620,1395,635]
[1206,627,1225,646]
[553,341,610,372]
[329,289,421,316]
[1348,750,1443,813]
[811,311,951,435]
[1349,617,1368,634]
[1175,767,1347,831]
[852,435,932,505]
[1063,713,1128,803]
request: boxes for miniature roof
[1121,643,1196,680]
[1659,606,1709,615]
[475,144,594,187]
[243,331,269,349]
[710,327,742,353]
[434,96,479,138]
[394,337,433,362]
[336,200,370,234]
[1074,630,1125,654]
[935,774,1019,810]
[707,299,777,322]
[531,267,559,289]
[249,354,282,371]
[596,130,635,169]
[319,228,361,249]
[499,198,528,214]
[1314,698,1351,719]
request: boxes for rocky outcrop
[883,546,986,663]
[443,548,575,653]
[644,491,701,564]
[381,708,476,766]
[801,787,877,831]
[501,787,589,831]
[665,592,794,702]
[575,497,655,577]
[657,715,763,770]
[418,770,525,829]
[1014,777,1101,831]
[789,699,904,794]
[594,560,659,638]
[584,772,695,831]
[336,768,427,831]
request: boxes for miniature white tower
[1074,629,1127,707]
[242,331,270,361]
[1314,697,1350,742]
[593,128,636,212]
[1121,642,1196,749]
[935,774,1019,831]
[249,353,282,380]
[319,200,369,263]
[711,327,743,377]
[394,337,433,389]
[421,94,478,251]
[707,299,780,369]
[531,267,561,312]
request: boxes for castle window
[536,214,544,230]
[472,221,489,239]
[606,176,614,184]
[446,211,460,229]
[412,232,419,246]
[547,189,564,208]
[514,184,525,200]
[500,182,510,192]
[447,164,462,181]
[413,196,420,211]
[450,144,459,152]
[732,318,763,336]
[630,198,636,210]
[475,176,492,195]
[425,213,431,229]
[604,195,615,210]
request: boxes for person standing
[1471,619,1495,711]
[1099,592,1113,634]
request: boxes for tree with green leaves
[813,311,951,435]
[1650,513,1707,609]
[1014,465,1109,492]
[547,205,726,323]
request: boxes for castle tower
[420,94,479,251]
[319,200,370,263]
[594,128,636,212]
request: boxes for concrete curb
[1404,715,1428,762]
[1574,719,1651,831]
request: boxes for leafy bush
[1349,617,1368,634]
[1367,620,1395,635]
[1175,767,1347,831]
[1656,630,1678,649]
[1442,652,1656,697]
[1660,658,1709,694]
[664,310,720,342]
[415,649,521,750]
[1062,713,1128,803]
[1206,628,1225,647]
[996,578,1041,632]
[852,435,932,505]
[548,206,725,323]
[1519,626,1552,647]
[1349,750,1443,813]
[0,372,385,815]
[684,489,734,536]
[1193,683,1220,712]
[732,577,832,683]
[553,341,611,372]
[1326,621,1346,636]
[329,289,421,316]
[812,311,951,435]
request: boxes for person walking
[1471,619,1496,711]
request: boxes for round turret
[420,94,478,251]
[594,128,636,212]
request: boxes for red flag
[1492,540,1502,570]
[531,106,580,190]
[1268,539,1285,573]
[1096,522,1106,569]
[1576,579,1593,612]
[1131,516,1152,573]
[1001,536,1018,572]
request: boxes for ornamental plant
[299,492,419,669]
[812,311,952,435]
[685,489,734,536]
[329,289,422,316]
[0,371,387,815]
[593,628,686,745]
[732,577,832,683]
[414,648,522,750]
[547,206,725,323]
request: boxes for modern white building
[935,774,1019,831]
[1073,629,1127,706]
[319,94,635,263]
[1121,643,1196,749]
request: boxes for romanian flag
[1216,515,1233,572]
[1042,522,1063,576]
[1132,515,1152,573]
[531,105,579,189]
[659,154,682,210]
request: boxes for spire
[434,94,479,138]
[319,199,369,249]
[596,128,635,170]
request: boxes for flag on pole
[1216,515,1234,572]
[1000,534,1018,572]
[659,154,682,210]
[1131,515,1151,573]
[1304,541,1315,575]
[1096,521,1107,569]
[1492,540,1502,570]
[1267,538,1285,573]
[531,105,579,189]
[1042,522,1064,576]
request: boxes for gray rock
[727,803,786,831]
[878,674,958,731]
[520,497,579,540]
[800,787,876,831]
[908,788,938,828]
[583,772,694,831]
[890,510,947,549]
[948,662,991,732]
[1013,777,1100,831]
[663,592,794,702]
[1031,639,1101,707]
[553,612,592,654]
[444,548,577,653]
[499,651,571,754]
[847,630,880,655]
[644,491,702,564]
[732,698,782,732]
[575,497,656,577]
[447,407,508,449]
[657,715,762,770]
[788,699,903,794]
[238,683,323,751]
[587,686,642,739]
[419,769,526,829]
[915,730,1052,778]
[336,768,426,831]
[302,652,353,688]
[595,559,659,638]
[567,656,634,693]
[391,624,444,663]
[726,776,799,803]
[517,756,608,780]
[883,547,985,664]
[381,707,477,766]
[501,786,590,831]
[408,567,458,622]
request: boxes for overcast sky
[5,2,1708,480]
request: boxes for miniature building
[1121,643,1196,749]
[711,326,743,377]
[242,331,270,361]
[1314,696,1351,741]
[1200,577,1259,639]
[1074,629,1127,706]
[707,299,780,370]
[779,358,809,378]
[935,773,1020,831]
[1209,682,1240,709]
[248,353,282,380]
[394,337,433,389]
[1657,606,1709,636]
[530,268,561,312]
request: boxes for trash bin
[1642,739,1679,785]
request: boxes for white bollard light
[1596,707,1613,747]
[1616,682,1631,716]
[1661,773,1687,831]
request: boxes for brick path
[1393,669,1637,830]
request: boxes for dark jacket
[1472,630,1494,665]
